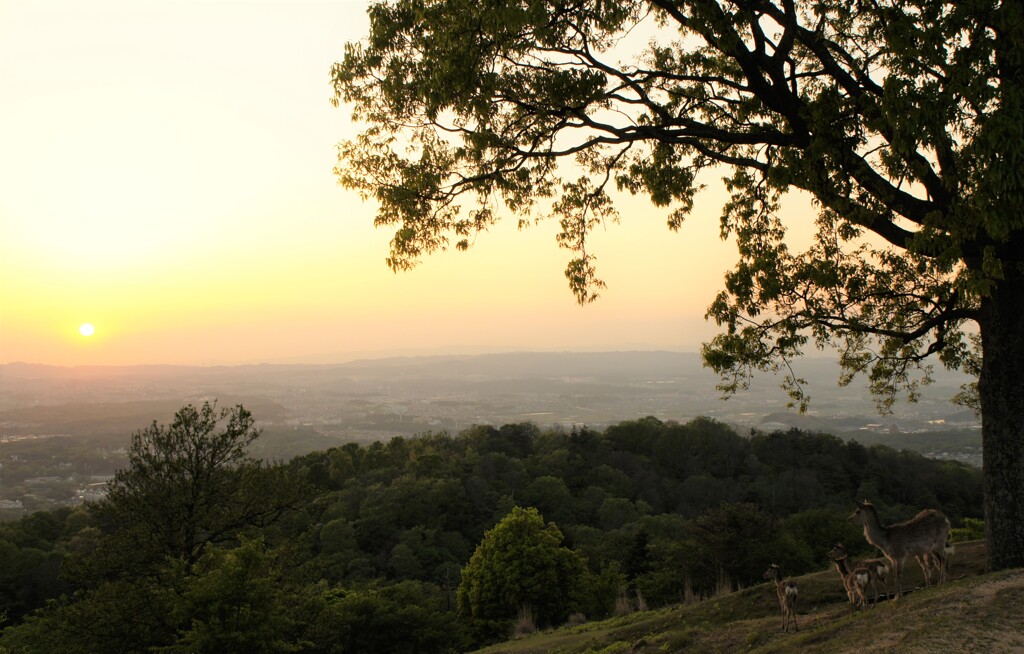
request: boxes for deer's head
[849,500,875,525]
[828,542,848,560]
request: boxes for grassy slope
[474,541,1024,654]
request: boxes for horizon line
[1,348,715,370]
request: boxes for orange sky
[0,1,814,367]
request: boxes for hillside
[0,416,989,652]
[474,540,1024,653]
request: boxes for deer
[827,544,884,605]
[848,500,950,599]
[828,543,877,609]
[763,563,798,632]
[916,539,956,587]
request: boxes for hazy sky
[0,0,814,366]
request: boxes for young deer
[848,500,950,599]
[827,543,872,610]
[916,540,956,587]
[763,563,798,632]
[828,542,889,605]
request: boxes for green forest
[0,403,983,653]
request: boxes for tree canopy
[333,0,1024,569]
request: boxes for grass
[473,541,1024,654]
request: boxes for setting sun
[0,1,733,368]
[79,323,95,337]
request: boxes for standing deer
[827,543,873,609]
[763,563,798,632]
[848,500,950,599]
[828,542,889,605]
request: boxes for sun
[79,323,95,337]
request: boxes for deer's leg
[917,554,931,587]
[894,559,904,599]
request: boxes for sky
[0,0,813,367]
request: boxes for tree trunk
[978,268,1024,570]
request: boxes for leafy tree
[389,542,425,579]
[334,0,1024,569]
[457,507,587,634]
[521,475,575,524]
[690,503,786,588]
[92,402,304,570]
[305,581,466,654]
[604,417,664,457]
[0,508,83,623]
[164,538,300,654]
[597,497,640,530]
[782,508,865,567]
[0,575,182,654]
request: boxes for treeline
[0,409,982,653]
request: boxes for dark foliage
[0,413,982,652]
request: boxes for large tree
[93,402,301,569]
[332,1,1024,569]
[457,506,587,629]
